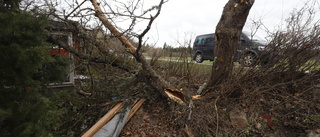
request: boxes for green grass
[157,56,242,65]
[304,60,320,70]
[153,56,320,70]
[159,57,212,63]
[271,59,320,71]
[160,57,192,61]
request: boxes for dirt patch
[120,100,185,137]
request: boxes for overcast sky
[60,0,320,47]
[140,0,320,47]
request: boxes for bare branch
[137,0,165,55]
[65,0,87,19]
[48,34,136,73]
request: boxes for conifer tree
[0,0,68,136]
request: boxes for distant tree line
[162,42,192,57]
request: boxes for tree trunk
[206,0,254,91]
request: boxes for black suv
[192,31,267,66]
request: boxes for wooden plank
[127,98,145,122]
[81,102,124,137]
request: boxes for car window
[194,34,214,45]
[197,38,205,44]
[204,37,214,44]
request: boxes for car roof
[195,33,214,38]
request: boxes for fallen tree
[88,0,188,103]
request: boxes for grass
[303,59,320,71]
[147,58,212,86]
[159,57,211,64]
[158,56,242,66]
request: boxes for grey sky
[57,0,320,47]
[142,0,320,47]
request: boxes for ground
[77,59,320,137]
[120,99,184,137]
[117,87,320,137]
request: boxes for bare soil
[120,99,185,137]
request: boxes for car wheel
[241,53,256,67]
[195,53,203,63]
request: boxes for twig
[65,0,87,19]
[188,100,194,120]
[215,96,220,137]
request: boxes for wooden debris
[127,98,145,122]
[192,95,201,100]
[81,102,124,137]
[164,88,187,105]
[77,90,92,96]
[183,124,195,137]
[81,98,146,137]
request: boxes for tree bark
[206,0,255,91]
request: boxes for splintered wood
[164,88,187,105]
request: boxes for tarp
[93,107,131,137]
